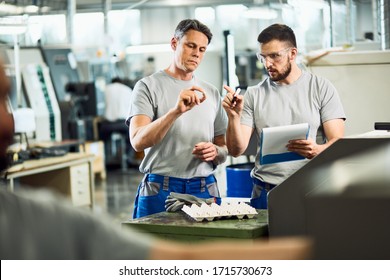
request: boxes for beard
[269,61,292,82]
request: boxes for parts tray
[181,202,257,222]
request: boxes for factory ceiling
[0,0,372,16]
[0,0,278,15]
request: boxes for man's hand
[192,142,218,162]
[176,85,206,113]
[222,85,243,117]
[286,138,319,159]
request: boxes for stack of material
[182,202,257,222]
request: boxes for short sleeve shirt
[126,70,227,178]
[241,71,346,185]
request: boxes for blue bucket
[226,163,254,197]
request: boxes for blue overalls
[250,177,276,209]
[132,174,221,219]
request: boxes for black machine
[39,47,105,141]
[40,47,80,102]
[65,82,104,118]
[374,122,390,130]
[267,137,390,259]
[64,81,105,141]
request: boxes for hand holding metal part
[231,87,241,104]
[182,85,206,105]
[222,85,244,117]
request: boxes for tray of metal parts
[181,202,257,222]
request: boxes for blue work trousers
[132,174,221,219]
[250,177,276,209]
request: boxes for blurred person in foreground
[223,24,346,209]
[0,61,311,260]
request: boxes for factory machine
[39,47,79,140]
[4,46,106,143]
[64,80,105,140]
[4,47,62,142]
[40,47,105,141]
[308,50,390,136]
[21,63,62,142]
[268,135,390,259]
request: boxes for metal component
[372,0,378,41]
[379,0,390,49]
[66,0,76,44]
[345,0,355,45]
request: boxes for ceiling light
[40,6,51,13]
[24,5,39,14]
[195,7,215,25]
[126,44,171,54]
[244,7,278,20]
[0,3,24,14]
[0,17,27,35]
[288,0,327,9]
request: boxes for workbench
[2,152,95,208]
[122,209,268,242]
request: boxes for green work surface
[122,210,268,242]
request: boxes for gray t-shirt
[127,70,227,178]
[241,70,346,185]
[0,189,154,259]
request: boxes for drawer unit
[70,163,91,206]
[20,162,92,207]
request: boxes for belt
[145,174,216,191]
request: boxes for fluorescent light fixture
[226,32,238,89]
[244,7,278,20]
[288,0,327,9]
[0,18,27,35]
[24,5,39,14]
[166,0,186,5]
[40,6,51,13]
[0,3,24,14]
[218,4,247,12]
[0,3,49,15]
[195,7,215,25]
[126,44,171,54]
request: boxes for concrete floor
[93,167,142,223]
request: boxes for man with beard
[222,24,346,209]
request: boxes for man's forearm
[131,109,182,151]
[226,117,247,157]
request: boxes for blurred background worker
[104,77,132,122]
[99,77,137,168]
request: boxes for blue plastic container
[226,163,254,197]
